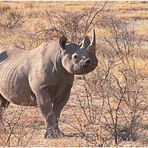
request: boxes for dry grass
[0,1,148,147]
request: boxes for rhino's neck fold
[33,41,74,78]
[53,47,74,78]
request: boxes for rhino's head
[59,29,98,75]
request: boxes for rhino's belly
[0,72,37,106]
[0,83,37,106]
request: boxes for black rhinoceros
[0,29,98,138]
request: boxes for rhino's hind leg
[0,94,10,120]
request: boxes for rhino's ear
[59,35,68,50]
[79,36,91,49]
[87,29,96,52]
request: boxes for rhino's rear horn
[88,29,96,52]
[59,35,68,50]
[80,36,91,49]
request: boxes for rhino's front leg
[53,84,72,135]
[34,86,60,138]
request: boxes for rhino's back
[0,45,25,61]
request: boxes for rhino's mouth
[73,63,97,75]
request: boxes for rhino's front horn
[87,29,96,52]
[80,36,91,49]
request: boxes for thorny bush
[69,14,147,146]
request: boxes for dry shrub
[0,2,11,14]
[0,106,44,147]
[0,4,24,47]
[31,2,106,43]
[0,2,106,49]
[0,9,23,30]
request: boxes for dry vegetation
[0,1,148,147]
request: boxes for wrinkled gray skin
[0,29,98,138]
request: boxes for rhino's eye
[73,54,78,59]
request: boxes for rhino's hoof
[44,128,64,139]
